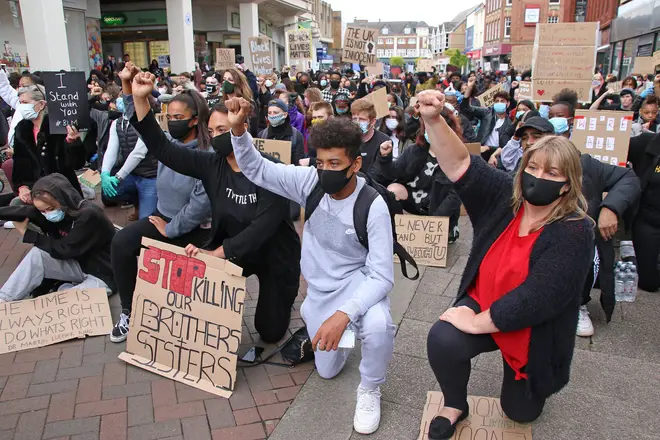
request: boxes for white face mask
[18,102,40,120]
[265,80,274,88]
[385,118,398,130]
[158,87,167,94]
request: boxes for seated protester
[499,111,545,171]
[100,95,159,220]
[258,98,305,166]
[461,78,513,162]
[351,99,390,177]
[229,99,395,435]
[0,174,115,302]
[128,72,301,344]
[419,90,595,435]
[631,95,660,137]
[275,91,305,133]
[300,101,334,166]
[331,91,351,118]
[444,92,477,143]
[375,107,462,243]
[109,70,212,343]
[377,106,407,158]
[203,72,223,108]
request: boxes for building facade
[465,3,485,70]
[609,0,660,78]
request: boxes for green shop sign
[101,10,168,28]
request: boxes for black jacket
[130,111,301,276]
[257,123,305,166]
[459,99,513,148]
[0,174,116,290]
[455,156,594,399]
[12,115,89,195]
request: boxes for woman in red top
[419,90,594,439]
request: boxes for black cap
[619,88,635,97]
[514,116,555,138]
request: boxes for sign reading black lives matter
[119,238,247,399]
[342,26,379,65]
[41,71,90,135]
[287,29,312,61]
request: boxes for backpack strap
[394,242,419,280]
[353,185,379,249]
[304,181,324,223]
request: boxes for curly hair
[308,118,363,160]
[552,88,579,117]
[493,91,510,102]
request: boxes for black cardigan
[454,156,594,398]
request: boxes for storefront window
[656,32,660,53]
[620,37,637,78]
[148,41,169,65]
[611,42,622,75]
[123,41,148,69]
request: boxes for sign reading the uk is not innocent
[342,26,380,65]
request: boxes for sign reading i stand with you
[342,26,379,65]
[41,71,90,135]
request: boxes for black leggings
[426,296,546,423]
[633,215,660,292]
[111,215,209,313]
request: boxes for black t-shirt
[642,162,660,225]
[206,95,222,108]
[360,130,390,176]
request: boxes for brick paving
[0,179,314,440]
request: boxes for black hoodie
[18,174,116,290]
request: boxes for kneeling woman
[129,72,301,343]
[418,91,594,438]
[0,174,115,302]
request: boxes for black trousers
[581,251,599,306]
[111,215,209,313]
[427,296,546,423]
[632,214,660,292]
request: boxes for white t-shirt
[485,117,505,148]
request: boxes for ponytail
[171,90,211,151]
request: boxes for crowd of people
[0,54,659,437]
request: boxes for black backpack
[304,172,419,280]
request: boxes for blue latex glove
[101,171,119,197]
[640,86,655,98]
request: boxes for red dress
[469,206,543,380]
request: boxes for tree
[389,56,404,67]
[445,49,468,69]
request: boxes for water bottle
[614,264,625,302]
[624,264,638,302]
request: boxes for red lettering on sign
[137,246,207,297]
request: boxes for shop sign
[102,15,126,26]
[101,10,168,28]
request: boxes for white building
[465,3,485,69]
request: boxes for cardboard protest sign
[417,59,434,73]
[571,109,633,167]
[361,87,389,119]
[367,62,384,77]
[394,214,449,268]
[477,84,505,108]
[531,22,598,103]
[465,143,482,156]
[342,26,379,65]
[41,71,90,134]
[409,97,418,107]
[215,48,236,70]
[654,50,660,66]
[78,169,101,189]
[287,29,313,61]
[511,45,533,70]
[0,289,112,354]
[155,113,169,132]
[518,81,532,100]
[607,81,623,93]
[119,238,246,399]
[254,138,292,165]
[248,37,273,76]
[418,392,532,440]
[633,57,659,74]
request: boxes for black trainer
[110,312,130,343]
[448,225,460,244]
[428,401,469,440]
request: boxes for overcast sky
[324,0,484,27]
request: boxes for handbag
[238,326,315,368]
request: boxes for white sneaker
[353,385,381,435]
[3,221,15,229]
[577,305,594,337]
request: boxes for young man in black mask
[203,73,222,107]
[322,70,350,103]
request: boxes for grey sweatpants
[0,247,109,302]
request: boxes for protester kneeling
[416,90,594,439]
[0,174,116,302]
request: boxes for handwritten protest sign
[633,57,659,74]
[477,84,505,107]
[215,48,235,70]
[254,138,292,165]
[571,109,633,167]
[248,37,273,76]
[342,26,379,65]
[512,45,533,71]
[395,214,449,268]
[287,29,313,61]
[607,81,623,93]
[119,238,246,398]
[531,22,599,103]
[417,59,434,73]
[518,81,532,100]
[418,392,532,440]
[361,87,389,119]
[367,62,384,77]
[465,143,482,156]
[0,289,112,354]
[41,71,90,134]
[78,170,101,190]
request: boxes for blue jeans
[107,175,158,219]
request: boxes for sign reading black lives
[41,71,90,134]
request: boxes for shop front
[482,43,511,72]
[609,0,660,78]
[467,49,482,70]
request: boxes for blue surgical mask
[336,107,348,115]
[18,102,39,120]
[516,76,522,82]
[44,209,65,223]
[539,104,550,119]
[516,110,525,119]
[455,93,463,104]
[549,117,569,134]
[320,79,328,87]
[115,97,125,113]
[493,102,507,114]
[424,131,430,144]
[357,121,370,134]
[268,114,287,127]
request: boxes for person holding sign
[0,174,115,302]
[229,99,396,435]
[418,89,596,436]
[128,72,301,344]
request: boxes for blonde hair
[304,87,322,106]
[223,68,253,101]
[512,136,591,231]
[350,99,377,120]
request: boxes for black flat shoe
[428,402,469,440]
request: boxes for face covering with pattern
[521,172,567,206]
[206,84,218,94]
[336,107,348,115]
[317,164,353,194]
[268,113,287,127]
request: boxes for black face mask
[206,84,217,94]
[168,119,194,140]
[212,132,233,157]
[330,80,341,89]
[521,172,567,207]
[317,164,353,195]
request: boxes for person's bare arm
[590,89,611,110]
